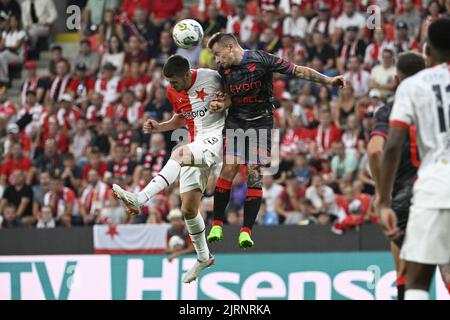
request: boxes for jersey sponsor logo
[183,106,208,119]
[228,80,262,94]
[232,95,258,105]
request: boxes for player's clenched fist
[210,91,231,113]
[143,119,160,133]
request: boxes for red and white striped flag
[93,224,170,254]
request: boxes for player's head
[426,18,450,65]
[396,51,426,82]
[208,32,242,69]
[163,55,191,92]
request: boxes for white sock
[405,289,429,300]
[137,159,181,205]
[185,213,210,262]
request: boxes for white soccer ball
[172,19,204,50]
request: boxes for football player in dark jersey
[368,51,425,299]
[206,32,345,248]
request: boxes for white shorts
[179,134,223,194]
[187,134,223,168]
[180,166,211,194]
[400,205,450,265]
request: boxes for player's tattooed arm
[293,65,345,87]
[246,165,262,189]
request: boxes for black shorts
[391,184,413,248]
[223,114,273,166]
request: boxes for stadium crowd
[0,0,449,233]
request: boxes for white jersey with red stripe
[390,63,450,208]
[167,68,224,141]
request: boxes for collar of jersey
[186,69,198,91]
[240,50,249,65]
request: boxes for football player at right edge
[378,18,450,300]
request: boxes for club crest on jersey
[247,63,256,72]
[183,106,208,119]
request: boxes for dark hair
[382,48,394,57]
[108,35,124,54]
[163,55,190,78]
[51,45,62,53]
[396,51,426,78]
[428,18,450,52]
[63,153,75,161]
[207,32,239,50]
[25,90,36,96]
[80,39,90,46]
[4,203,16,212]
[8,14,22,31]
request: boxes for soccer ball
[172,19,204,50]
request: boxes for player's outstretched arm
[293,65,345,87]
[143,114,185,134]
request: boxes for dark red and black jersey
[371,101,419,199]
[219,50,295,121]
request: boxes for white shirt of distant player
[226,15,258,44]
[344,69,371,97]
[263,183,284,212]
[17,103,46,135]
[390,63,450,208]
[94,75,121,107]
[169,68,225,139]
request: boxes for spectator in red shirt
[57,94,83,133]
[118,60,151,102]
[352,179,375,222]
[1,142,33,186]
[3,123,31,157]
[40,118,69,153]
[313,109,341,153]
[121,0,152,19]
[107,143,137,185]
[81,148,108,183]
[123,35,150,74]
[149,0,183,25]
[275,171,306,224]
[43,175,76,227]
[67,62,96,106]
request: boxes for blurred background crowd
[0,0,448,235]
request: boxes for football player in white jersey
[378,18,450,300]
[113,55,225,283]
